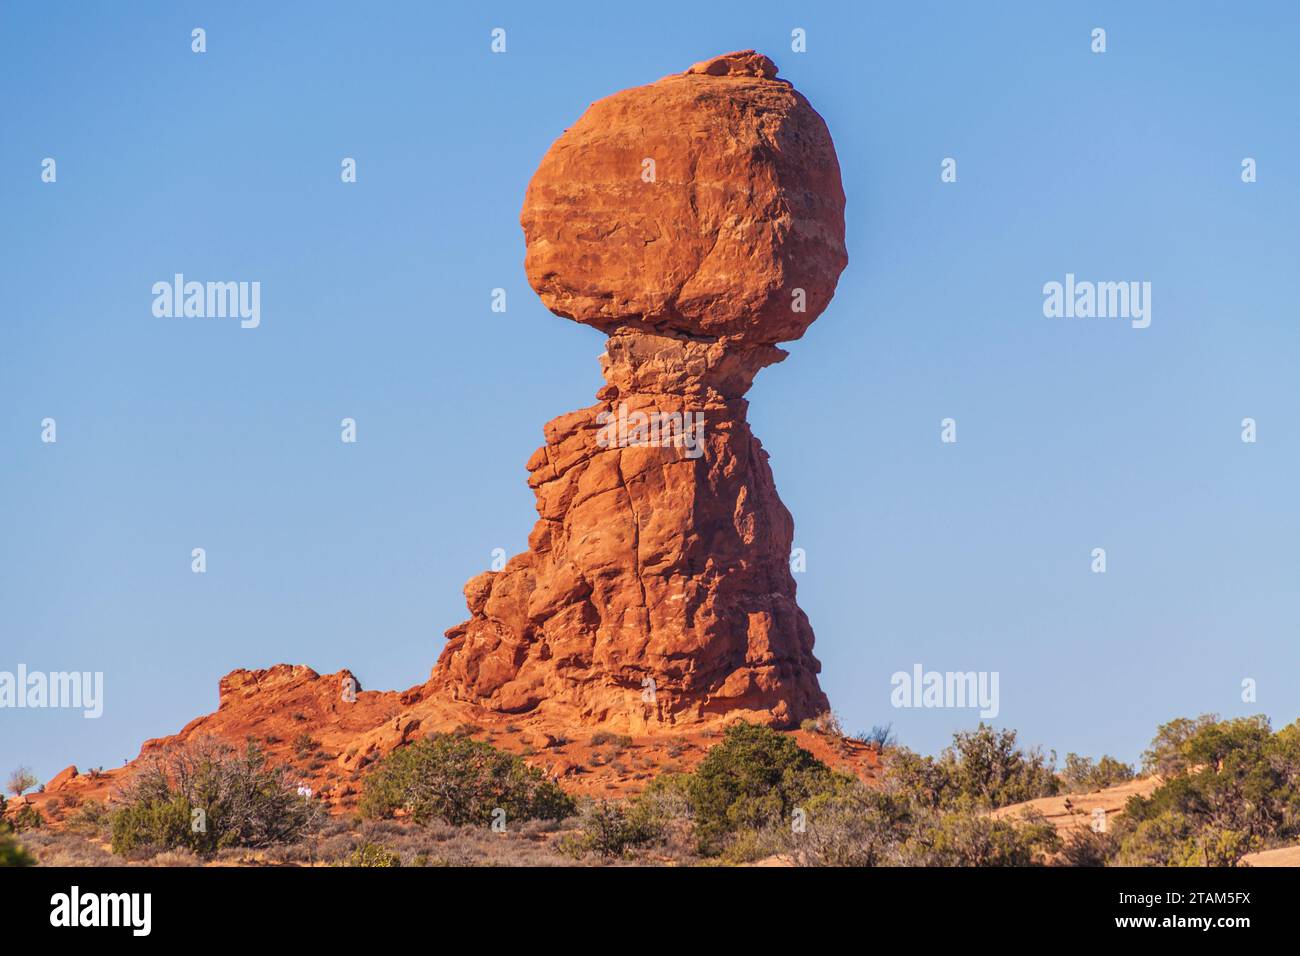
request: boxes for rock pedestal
[430,51,848,730]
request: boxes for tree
[359,733,574,827]
[1117,716,1300,866]
[940,724,1059,808]
[685,721,845,854]
[1141,714,1219,776]
[1059,753,1135,793]
[884,725,1058,812]
[6,767,38,797]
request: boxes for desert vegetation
[7,713,1300,868]
[0,795,36,867]
[1058,753,1136,794]
[6,766,39,798]
[0,832,35,866]
[108,737,322,859]
[1108,715,1300,866]
[559,716,1300,867]
[556,722,1062,865]
[358,731,575,826]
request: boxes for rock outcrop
[430,51,848,730]
[15,663,881,825]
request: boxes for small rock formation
[430,51,848,730]
[45,765,78,793]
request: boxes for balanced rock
[430,51,847,730]
[520,50,846,345]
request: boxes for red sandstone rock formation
[430,51,848,730]
[16,661,881,823]
[12,54,863,832]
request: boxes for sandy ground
[991,776,1160,836]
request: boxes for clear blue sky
[3,1,1298,783]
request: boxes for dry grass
[16,829,120,867]
[17,812,660,867]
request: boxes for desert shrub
[1114,805,1210,867]
[590,731,633,749]
[785,781,915,867]
[898,808,1060,866]
[6,767,38,797]
[111,798,192,858]
[289,813,579,868]
[145,848,201,867]
[762,726,1062,867]
[645,723,1054,862]
[0,832,34,867]
[800,711,844,737]
[292,732,319,757]
[630,772,691,824]
[342,841,401,867]
[624,773,695,857]
[854,724,896,750]
[719,826,782,864]
[110,737,322,859]
[1115,715,1300,867]
[12,804,43,832]
[1059,753,1135,793]
[686,721,846,854]
[5,828,117,866]
[882,748,954,810]
[64,798,111,836]
[783,771,1059,868]
[1060,826,1120,866]
[359,733,575,827]
[558,782,694,860]
[560,800,658,859]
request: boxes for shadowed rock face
[430,51,847,731]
